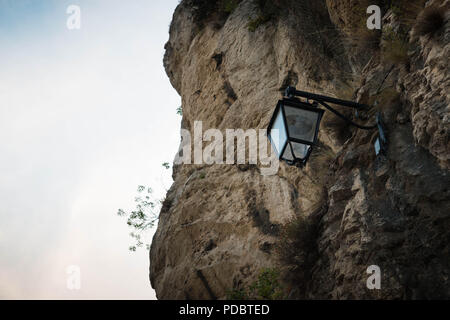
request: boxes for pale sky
[0,0,181,299]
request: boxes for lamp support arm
[317,100,377,130]
[285,86,369,110]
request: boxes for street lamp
[267,98,324,166]
[267,86,387,167]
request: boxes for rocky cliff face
[150,0,450,299]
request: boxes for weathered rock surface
[150,0,450,299]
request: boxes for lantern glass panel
[282,143,294,161]
[291,142,310,159]
[269,107,288,156]
[284,105,320,143]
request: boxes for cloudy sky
[0,0,181,299]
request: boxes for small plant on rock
[223,0,240,14]
[248,268,284,300]
[414,5,446,37]
[247,0,280,32]
[117,186,159,251]
[381,26,409,64]
[276,213,320,297]
[117,164,171,252]
[226,268,285,300]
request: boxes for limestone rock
[150,0,450,299]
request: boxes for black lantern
[267,86,385,167]
[267,98,324,167]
